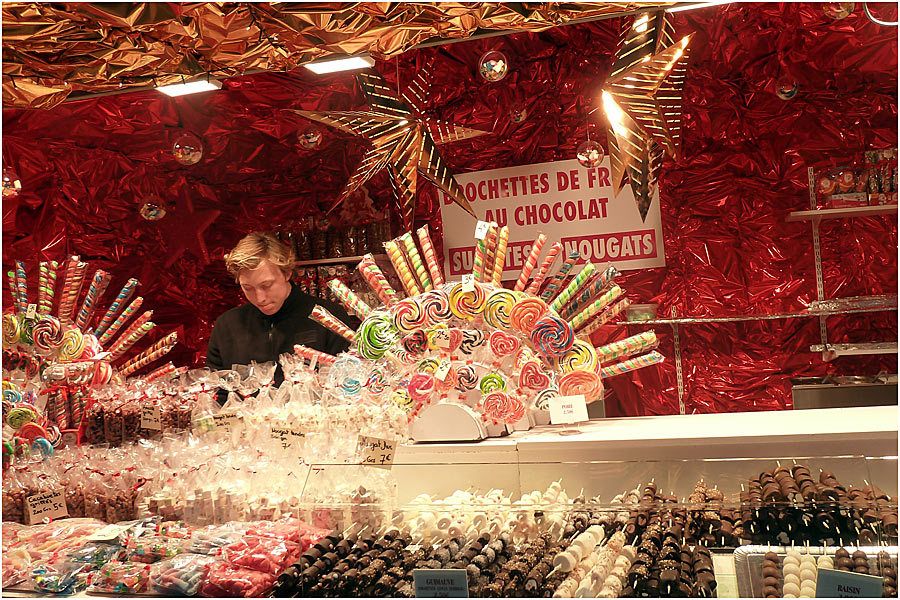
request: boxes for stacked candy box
[311,222,664,436]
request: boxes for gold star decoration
[601,11,693,221]
[294,64,487,228]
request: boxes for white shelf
[787,204,898,222]
[294,253,387,267]
[810,341,898,358]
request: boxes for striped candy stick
[514,234,546,292]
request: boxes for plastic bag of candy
[31,561,91,594]
[199,561,276,598]
[87,560,152,594]
[221,535,301,576]
[150,553,218,596]
[67,542,122,568]
[124,533,183,564]
[185,522,251,556]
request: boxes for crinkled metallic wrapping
[1,2,670,109]
[2,3,897,415]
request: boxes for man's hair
[224,232,295,281]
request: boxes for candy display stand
[409,403,489,442]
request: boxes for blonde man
[206,232,350,385]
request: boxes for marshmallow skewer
[570,285,623,331]
[75,269,111,331]
[540,251,580,302]
[599,350,664,378]
[579,298,632,337]
[549,262,596,314]
[596,331,658,364]
[356,254,398,307]
[327,279,372,319]
[399,231,433,292]
[93,278,139,338]
[491,225,510,286]
[310,304,357,343]
[514,233,546,292]
[294,344,337,366]
[118,331,178,377]
[98,296,143,347]
[384,239,421,297]
[525,242,562,295]
[416,225,445,287]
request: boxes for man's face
[238,259,292,316]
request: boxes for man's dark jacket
[206,283,352,386]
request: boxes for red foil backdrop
[3,3,897,416]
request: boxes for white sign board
[440,158,665,280]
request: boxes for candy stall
[3,1,899,598]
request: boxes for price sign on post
[26,489,68,524]
[140,404,162,431]
[549,394,589,425]
[358,435,397,468]
[816,568,884,597]
[462,274,476,292]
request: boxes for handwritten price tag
[474,220,490,240]
[26,489,68,524]
[434,359,452,381]
[358,435,397,468]
[212,411,240,433]
[269,423,305,454]
[431,329,451,349]
[549,394,589,425]
[462,274,476,292]
[140,404,162,431]
[26,303,37,320]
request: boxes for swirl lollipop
[420,289,452,326]
[558,339,599,373]
[31,315,64,354]
[530,315,575,358]
[390,388,413,412]
[509,297,549,334]
[449,282,486,320]
[534,386,559,410]
[481,391,523,424]
[365,368,388,397]
[519,361,552,391]
[460,329,486,355]
[489,330,520,358]
[392,298,426,333]
[356,311,399,360]
[483,289,516,330]
[417,357,440,374]
[455,364,478,392]
[408,373,436,406]
[479,372,507,394]
[2,313,20,345]
[79,333,103,359]
[402,330,428,355]
[558,369,603,402]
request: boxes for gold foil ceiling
[2,2,672,109]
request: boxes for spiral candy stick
[57,256,84,323]
[6,270,22,313]
[356,254,398,307]
[46,261,59,314]
[37,262,50,314]
[579,298,632,337]
[310,305,357,343]
[596,331,658,364]
[98,296,143,347]
[416,225,445,287]
[118,332,178,376]
[549,262,596,314]
[473,233,487,281]
[540,251,579,302]
[600,350,664,378]
[384,239,421,297]
[491,226,510,286]
[561,265,619,319]
[109,321,156,362]
[399,232,433,292]
[14,261,29,312]
[525,242,562,295]
[294,344,337,367]
[514,234,546,292]
[75,269,111,331]
[144,362,178,382]
[482,224,498,283]
[327,279,372,319]
[570,285,623,331]
[107,310,152,353]
[93,278,139,338]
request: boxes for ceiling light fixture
[156,78,222,97]
[665,1,733,13]
[304,55,375,75]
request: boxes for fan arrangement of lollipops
[301,223,664,439]
[2,257,182,387]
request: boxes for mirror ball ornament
[479,50,509,82]
[576,139,605,168]
[776,81,799,100]
[823,2,855,19]
[140,202,167,221]
[171,132,204,165]
[2,166,22,198]
[298,128,322,150]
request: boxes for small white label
[26,303,37,320]
[270,423,305,453]
[88,522,132,542]
[474,221,490,240]
[140,404,162,431]
[431,329,451,349]
[549,394,589,425]
[816,568,884,598]
[26,489,68,524]
[462,274,476,292]
[212,411,240,433]
[413,569,469,598]
[358,435,397,468]
[434,358,452,381]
